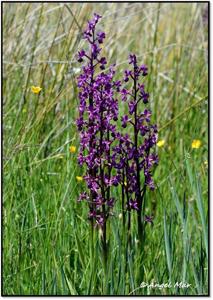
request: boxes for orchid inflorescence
[76,13,158,235]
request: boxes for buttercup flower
[192,139,201,149]
[157,140,165,147]
[76,176,83,182]
[69,146,76,153]
[31,86,42,94]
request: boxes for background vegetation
[3,2,208,295]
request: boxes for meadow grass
[3,2,208,295]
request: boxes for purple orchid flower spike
[112,53,158,239]
[76,13,158,253]
[76,14,122,236]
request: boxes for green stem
[159,96,207,132]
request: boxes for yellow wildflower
[124,181,127,187]
[192,139,201,149]
[157,140,165,147]
[69,146,76,153]
[76,176,83,182]
[31,86,42,94]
